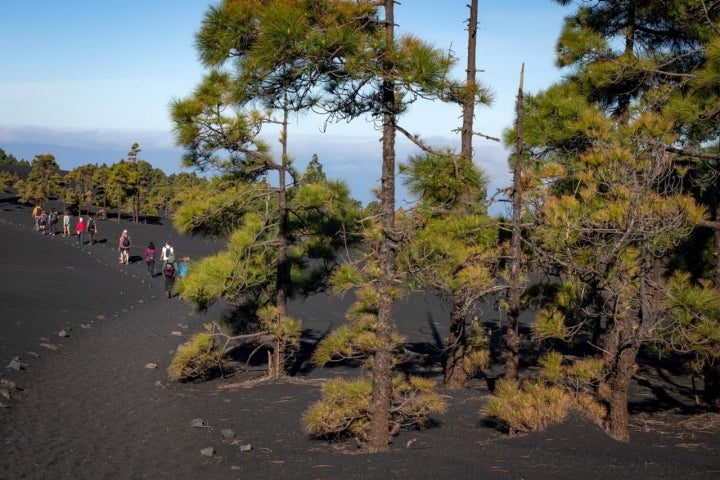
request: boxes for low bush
[483,353,606,434]
[167,324,225,381]
[303,374,447,442]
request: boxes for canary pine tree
[507,0,718,441]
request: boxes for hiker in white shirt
[161,241,174,263]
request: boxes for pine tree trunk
[505,64,525,382]
[444,297,467,389]
[703,362,720,409]
[274,105,291,378]
[442,0,477,390]
[602,298,643,443]
[365,0,397,453]
[605,340,638,442]
[459,0,476,164]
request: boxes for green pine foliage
[14,154,62,205]
[171,180,261,239]
[398,148,499,388]
[483,379,573,434]
[257,305,301,353]
[175,212,275,309]
[303,374,447,441]
[462,317,491,376]
[483,352,606,434]
[505,0,720,439]
[659,272,720,374]
[312,281,404,368]
[167,325,225,382]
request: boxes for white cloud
[1,124,513,212]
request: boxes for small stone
[239,443,252,452]
[39,343,59,351]
[28,351,40,358]
[220,429,235,439]
[0,379,16,390]
[145,363,158,369]
[7,357,25,371]
[190,418,208,428]
[200,447,215,457]
[170,331,182,336]
[58,330,69,338]
[0,388,11,399]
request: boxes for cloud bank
[0,125,512,211]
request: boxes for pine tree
[14,154,61,205]
[496,0,720,440]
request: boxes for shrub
[167,324,224,381]
[463,317,491,376]
[303,374,447,441]
[483,353,606,434]
[482,379,572,433]
[303,377,372,441]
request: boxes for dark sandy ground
[1,196,719,479]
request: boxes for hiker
[63,211,71,237]
[31,204,41,231]
[48,208,59,235]
[179,256,190,277]
[161,241,174,263]
[118,230,131,264]
[75,217,86,245]
[163,252,178,298]
[145,241,157,277]
[39,210,48,234]
[86,214,98,245]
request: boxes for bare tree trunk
[459,0,477,163]
[273,104,291,378]
[135,191,140,224]
[366,0,397,453]
[505,64,525,381]
[444,0,478,390]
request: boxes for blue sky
[0,0,571,208]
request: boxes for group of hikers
[140,238,190,298]
[31,204,97,243]
[32,204,188,298]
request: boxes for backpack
[49,212,58,224]
[122,236,130,248]
[87,219,95,231]
[163,262,175,278]
[147,251,156,262]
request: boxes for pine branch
[665,145,720,161]
[394,124,445,155]
[451,127,500,142]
